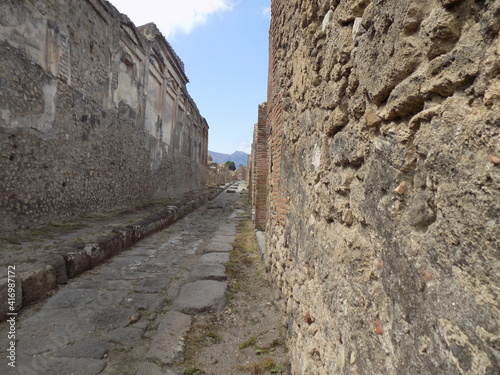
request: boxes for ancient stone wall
[264,0,499,374]
[207,161,233,186]
[0,0,209,232]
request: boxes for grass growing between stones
[181,194,290,374]
[226,218,259,281]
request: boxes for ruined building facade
[0,0,209,232]
[252,0,499,373]
[207,158,233,187]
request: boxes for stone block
[60,250,90,279]
[98,232,126,258]
[147,311,192,365]
[83,243,107,269]
[198,253,230,265]
[173,280,227,314]
[114,227,137,249]
[187,263,227,282]
[203,241,233,253]
[20,265,57,305]
[42,253,68,284]
[215,225,236,236]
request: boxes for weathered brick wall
[265,0,499,374]
[250,103,269,230]
[0,0,208,232]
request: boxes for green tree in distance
[225,161,236,171]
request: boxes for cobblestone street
[1,184,246,375]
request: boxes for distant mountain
[209,150,249,167]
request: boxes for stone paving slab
[89,307,136,332]
[216,222,237,233]
[121,293,166,311]
[198,252,230,265]
[108,326,144,345]
[187,263,227,282]
[28,357,107,375]
[133,273,172,293]
[137,363,181,375]
[203,241,233,253]
[147,311,192,365]
[43,288,98,309]
[211,234,236,242]
[70,278,130,291]
[16,308,96,345]
[173,280,227,314]
[54,337,111,359]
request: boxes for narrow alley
[1,183,286,375]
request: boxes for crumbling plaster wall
[0,0,209,232]
[266,0,499,374]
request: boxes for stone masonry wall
[265,0,499,374]
[207,162,233,187]
[0,0,209,232]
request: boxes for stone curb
[0,188,222,321]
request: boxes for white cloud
[237,137,253,154]
[262,7,271,20]
[109,0,234,38]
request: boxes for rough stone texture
[138,363,180,375]
[54,337,111,359]
[255,230,266,262]
[26,357,107,375]
[147,311,192,365]
[215,222,237,236]
[108,327,144,345]
[187,263,227,281]
[19,265,57,305]
[0,0,209,233]
[262,0,500,374]
[203,241,233,253]
[198,252,230,265]
[173,280,227,314]
[211,234,236,243]
[42,253,68,284]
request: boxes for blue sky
[108,0,270,154]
